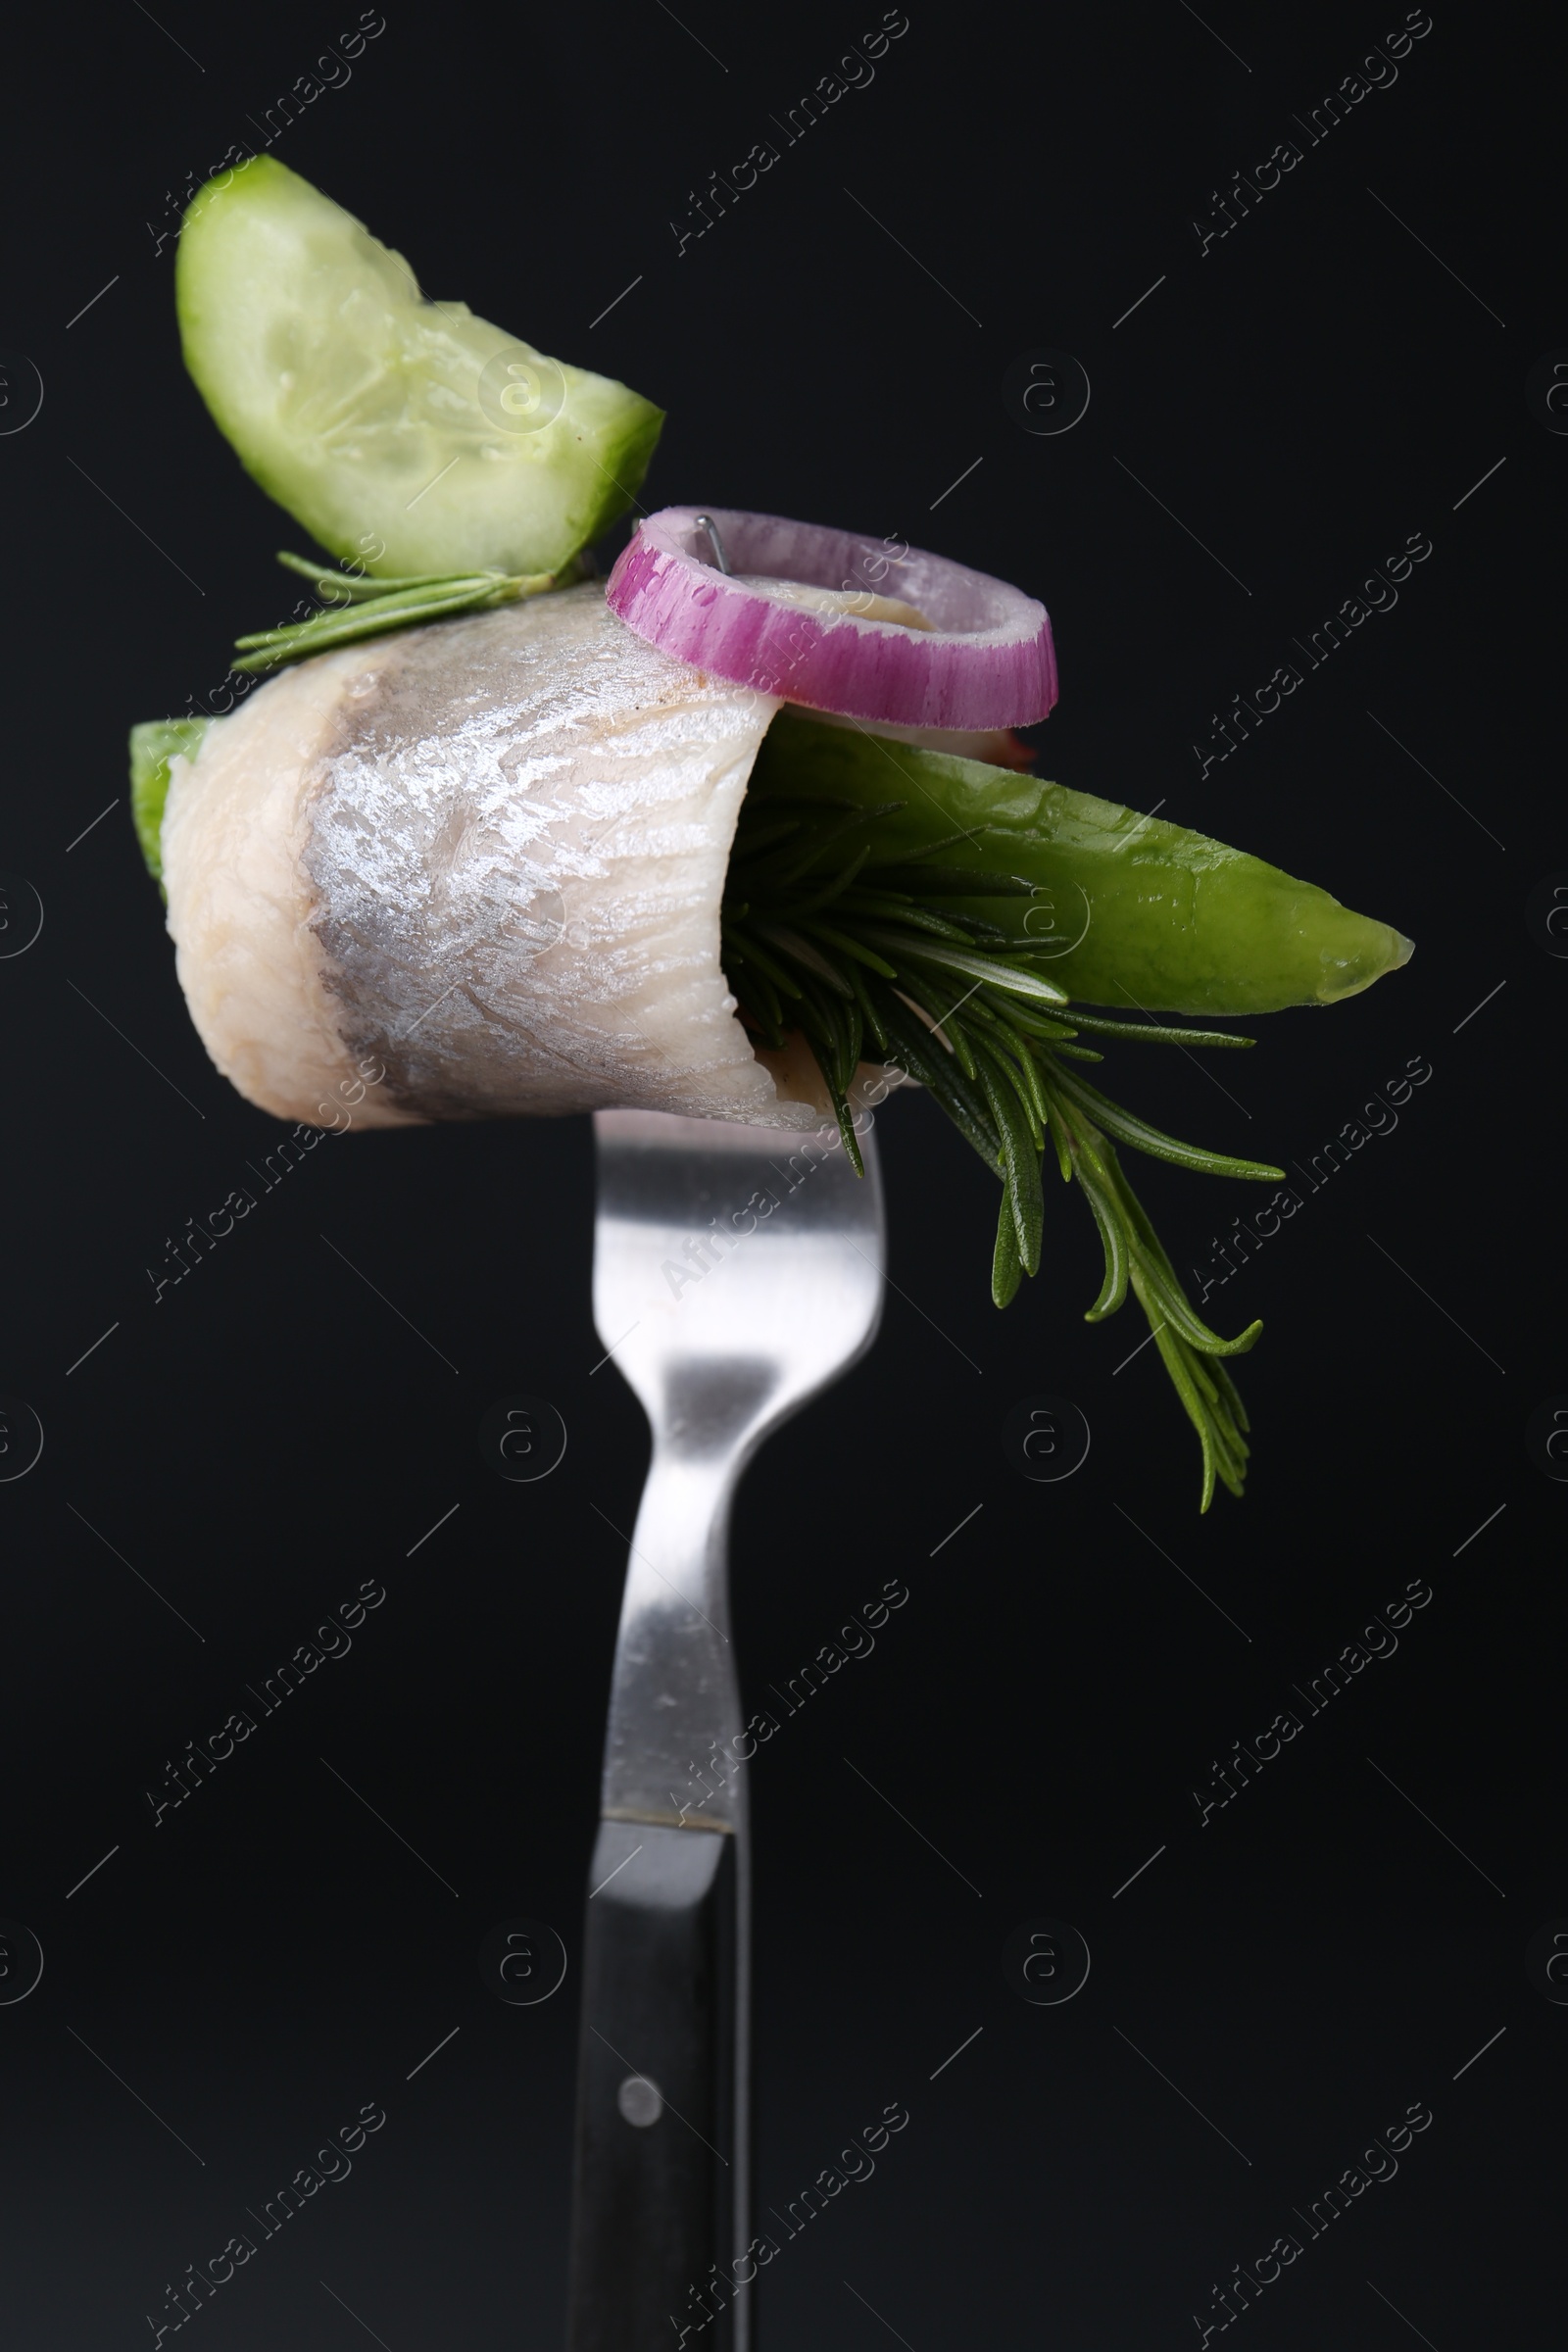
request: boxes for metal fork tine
[566,1106,886,2352]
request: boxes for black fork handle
[565,1821,744,2352]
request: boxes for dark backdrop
[2,2,1562,2345]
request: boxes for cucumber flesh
[175,158,662,578]
[129,717,209,885]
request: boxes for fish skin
[168,586,845,1132]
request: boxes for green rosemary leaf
[763,805,898,890]
[1066,1124,1117,1198]
[786,844,873,918]
[972,1026,1044,1152]
[1129,1250,1262,1359]
[827,981,861,1095]
[790,964,843,1054]
[875,994,1001,1169]
[973,1039,1034,1242]
[959,908,1015,942]
[986,1011,1052,1130]
[1048,1062,1285,1182]
[802,971,855,1095]
[1060,1008,1256,1051]
[843,993,865,1087]
[992,1192,1023,1308]
[1171,1327,1249,1494]
[790,919,898,982]
[972,1039,1044,1275]
[837,896,989,943]
[1093,1135,1262,1360]
[757,922,857,996]
[273,551,468,600]
[738,994,787,1051]
[751,986,789,1050]
[835,1091,866,1175]
[1038,1071,1077,1184]
[885,825,991,862]
[1151,1320,1220,1513]
[860,930,1071,1007]
[1215,1402,1251,1467]
[232,571,551,671]
[1108,1159,1238,1367]
[1077,1170,1131,1320]
[893,971,981,1079]
[233,583,492,654]
[863,864,1036,898]
[721,925,804,1003]
[1209,1354,1251,1437]
[1179,1330,1223,1409]
[848,961,892,1054]
[1198,1402,1249,1500]
[1091,1134,1163,1256]
[268,571,512,624]
[995,1000,1082,1043]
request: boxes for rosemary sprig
[721,791,1283,1509]
[230,551,558,671]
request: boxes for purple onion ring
[605,506,1057,730]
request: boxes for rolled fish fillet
[162,582,880,1133]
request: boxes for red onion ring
[605,507,1057,730]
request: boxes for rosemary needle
[231,551,556,671]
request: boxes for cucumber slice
[129,717,209,885]
[175,158,662,578]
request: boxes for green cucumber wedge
[175,157,662,578]
[751,713,1413,1016]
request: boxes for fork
[565,1105,886,2352]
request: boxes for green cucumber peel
[755,711,1413,1016]
[128,718,209,886]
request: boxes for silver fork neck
[601,1445,749,1836]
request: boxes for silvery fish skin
[162,584,841,1133]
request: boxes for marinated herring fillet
[161,584,854,1131]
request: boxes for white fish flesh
[162,583,871,1132]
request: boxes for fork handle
[566,1821,743,2352]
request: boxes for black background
[1,1,1562,2345]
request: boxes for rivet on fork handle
[565,1823,743,2352]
